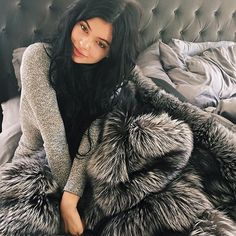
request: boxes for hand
[60,191,85,236]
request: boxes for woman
[13,0,142,235]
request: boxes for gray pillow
[0,96,22,165]
[136,41,175,86]
[159,41,185,70]
[12,47,27,90]
[0,47,26,164]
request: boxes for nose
[79,37,92,50]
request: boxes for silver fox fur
[0,151,61,236]
[82,94,236,236]
[0,76,235,235]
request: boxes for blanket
[82,79,236,235]
[0,76,236,235]
[160,43,236,123]
[0,151,61,235]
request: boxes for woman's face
[71,17,112,64]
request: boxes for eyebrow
[84,20,111,46]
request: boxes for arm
[16,43,71,189]
[15,43,87,234]
[17,42,95,195]
[60,119,102,233]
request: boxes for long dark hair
[48,0,142,159]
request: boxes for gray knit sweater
[14,43,100,196]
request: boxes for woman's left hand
[60,191,85,236]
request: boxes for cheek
[90,49,108,62]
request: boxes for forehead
[85,17,113,42]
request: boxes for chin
[72,58,94,64]
[72,55,104,64]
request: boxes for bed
[1,0,236,235]
[0,0,236,161]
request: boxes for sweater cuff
[63,158,86,197]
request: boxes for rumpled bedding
[137,39,236,124]
[160,42,236,106]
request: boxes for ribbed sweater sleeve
[14,42,91,196]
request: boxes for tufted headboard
[139,0,236,50]
[1,0,236,103]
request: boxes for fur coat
[0,74,236,236]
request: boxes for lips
[73,46,87,58]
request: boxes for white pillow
[1,96,21,130]
[170,38,236,59]
[12,47,27,90]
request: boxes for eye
[97,41,107,49]
[80,23,88,33]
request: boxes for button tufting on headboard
[1,0,236,104]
